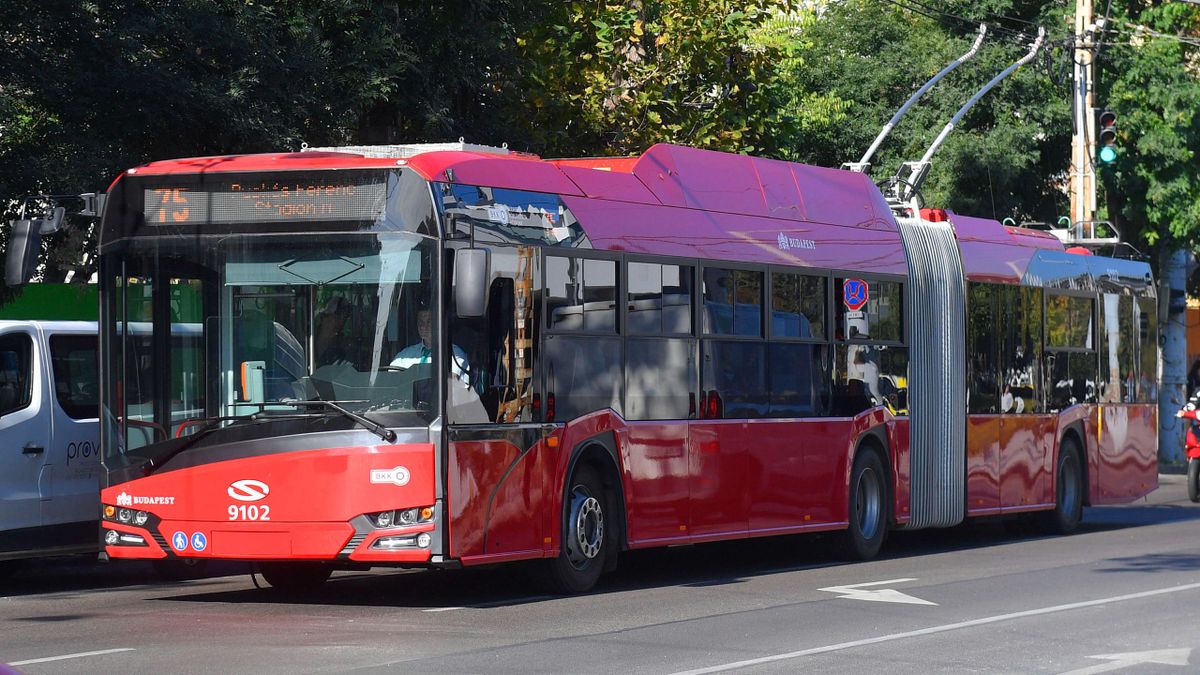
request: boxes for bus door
[0,326,46,536]
[965,283,1001,512]
[447,245,552,560]
[998,286,1051,508]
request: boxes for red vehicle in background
[1177,396,1200,501]
[90,142,1158,593]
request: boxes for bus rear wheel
[258,562,333,594]
[837,448,888,560]
[1042,439,1083,534]
[1188,459,1200,503]
[545,465,609,594]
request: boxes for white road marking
[818,578,937,606]
[9,648,135,667]
[423,606,466,612]
[670,581,1200,675]
[1059,648,1193,675]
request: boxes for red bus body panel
[103,444,435,561]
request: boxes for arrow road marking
[1059,648,1192,675]
[818,578,937,606]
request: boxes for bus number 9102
[228,505,270,521]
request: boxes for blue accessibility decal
[172,531,188,552]
[190,532,208,552]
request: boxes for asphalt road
[4,475,1200,674]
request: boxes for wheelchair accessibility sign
[191,532,208,552]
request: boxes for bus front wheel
[837,447,888,561]
[545,464,609,594]
[258,562,333,594]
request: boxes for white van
[0,321,100,574]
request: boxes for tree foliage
[3,0,1200,283]
[1096,2,1200,251]
[782,0,1072,223]
[512,1,807,157]
[0,0,548,284]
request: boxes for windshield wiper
[140,400,395,475]
[142,411,286,475]
[280,398,397,443]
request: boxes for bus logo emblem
[371,466,411,486]
[227,479,270,502]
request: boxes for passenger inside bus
[313,296,353,367]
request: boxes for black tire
[1042,439,1084,534]
[258,562,333,594]
[836,448,889,560]
[1188,459,1200,503]
[152,558,209,581]
[545,465,610,594]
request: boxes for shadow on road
[1096,551,1200,573]
[0,557,249,599]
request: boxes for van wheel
[1042,439,1084,534]
[545,465,609,594]
[837,448,888,560]
[258,562,333,594]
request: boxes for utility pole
[1070,0,1097,233]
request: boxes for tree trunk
[1159,246,1190,464]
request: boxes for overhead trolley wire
[880,0,1052,44]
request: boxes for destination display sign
[143,177,386,225]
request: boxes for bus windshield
[101,231,438,469]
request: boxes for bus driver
[391,307,472,386]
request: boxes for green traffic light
[1099,146,1117,163]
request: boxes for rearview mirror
[5,207,64,287]
[454,248,489,318]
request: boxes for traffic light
[1097,109,1118,163]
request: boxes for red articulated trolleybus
[97,142,1157,593]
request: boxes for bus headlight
[133,511,150,526]
[103,529,148,547]
[366,507,434,529]
[371,533,432,550]
[117,508,133,523]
